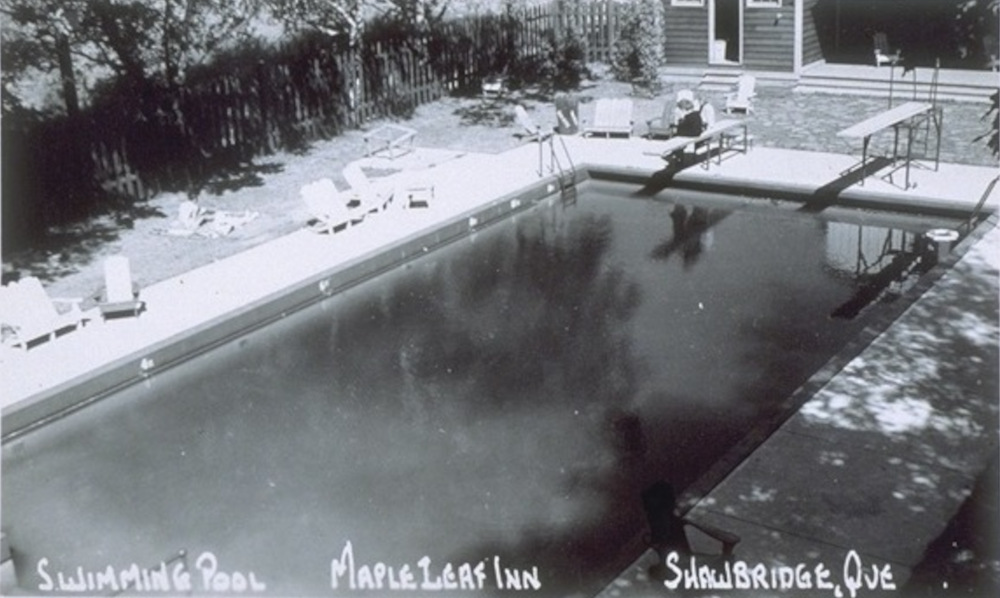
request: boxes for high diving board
[837,101,939,189]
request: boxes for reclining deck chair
[172,201,210,235]
[343,162,394,215]
[481,73,508,100]
[514,105,554,142]
[724,74,756,115]
[98,256,144,320]
[873,32,901,67]
[647,90,694,140]
[1,277,87,350]
[302,179,352,234]
[584,98,633,138]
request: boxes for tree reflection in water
[324,208,642,423]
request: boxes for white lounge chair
[647,90,694,139]
[177,201,209,232]
[724,74,756,115]
[98,256,144,319]
[302,178,352,234]
[343,162,394,214]
[482,75,508,100]
[584,98,633,138]
[514,105,554,142]
[873,32,901,67]
[167,200,258,237]
[1,277,88,349]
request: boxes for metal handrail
[965,174,1000,235]
[536,133,576,190]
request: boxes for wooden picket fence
[562,0,619,63]
[1,1,625,247]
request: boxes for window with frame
[670,0,705,7]
[747,0,782,7]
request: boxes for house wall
[663,1,709,66]
[662,1,802,71]
[801,0,824,65]
[743,2,795,72]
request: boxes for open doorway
[712,0,742,64]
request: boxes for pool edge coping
[1,170,579,440]
[3,155,994,439]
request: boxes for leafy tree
[1,0,266,115]
[610,0,663,94]
[953,0,1000,67]
[551,0,589,90]
[265,0,450,44]
[975,91,999,157]
[954,1,998,155]
[1,1,91,115]
[266,0,365,42]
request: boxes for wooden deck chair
[873,32,901,67]
[302,178,352,234]
[164,200,211,236]
[724,74,756,114]
[481,74,508,100]
[1,277,87,350]
[99,256,144,319]
[646,90,694,140]
[514,105,553,142]
[343,162,394,215]
[584,98,633,138]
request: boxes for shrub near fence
[1,1,624,253]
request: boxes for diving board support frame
[643,119,751,170]
[880,105,943,190]
[836,101,938,189]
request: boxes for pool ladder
[535,133,577,202]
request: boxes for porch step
[699,69,798,92]
[700,69,741,92]
[795,65,996,103]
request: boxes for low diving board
[837,101,939,188]
[644,119,752,169]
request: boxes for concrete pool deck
[2,136,998,594]
[598,218,1000,597]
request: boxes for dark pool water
[1,182,965,596]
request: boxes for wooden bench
[363,124,417,159]
[836,101,933,187]
[644,119,751,169]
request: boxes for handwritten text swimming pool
[36,552,266,593]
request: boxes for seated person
[675,100,703,137]
[665,96,717,165]
[671,90,696,130]
[663,99,703,165]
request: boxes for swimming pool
[0,180,970,596]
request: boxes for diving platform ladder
[882,59,944,189]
